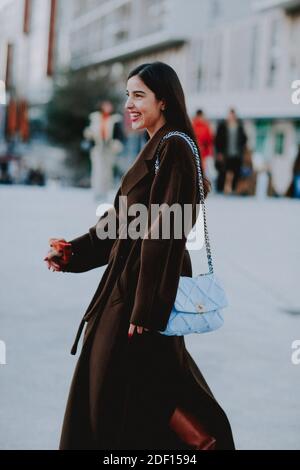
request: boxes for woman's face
[101,101,113,114]
[125,75,166,133]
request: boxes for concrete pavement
[0,185,299,449]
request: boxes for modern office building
[188,0,300,193]
[1,0,299,192]
[68,0,300,193]
[0,0,71,139]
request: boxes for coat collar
[121,122,174,196]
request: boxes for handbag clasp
[197,303,205,313]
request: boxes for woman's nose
[125,96,133,109]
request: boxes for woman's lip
[130,114,141,122]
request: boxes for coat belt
[70,305,104,355]
[70,318,86,355]
[70,254,127,355]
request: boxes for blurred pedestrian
[25,165,46,186]
[235,146,255,196]
[0,160,12,184]
[215,108,247,194]
[286,145,300,198]
[83,100,124,201]
[192,109,214,173]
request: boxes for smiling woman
[45,61,234,450]
[125,76,166,138]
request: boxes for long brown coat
[59,122,235,450]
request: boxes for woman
[215,108,247,195]
[45,62,235,450]
[83,100,124,201]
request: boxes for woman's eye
[126,93,143,98]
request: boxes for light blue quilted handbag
[155,131,229,336]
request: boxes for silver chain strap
[154,131,214,275]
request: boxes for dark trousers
[225,156,242,191]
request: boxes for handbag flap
[174,273,228,314]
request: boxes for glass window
[140,0,166,36]
[255,120,271,153]
[193,40,203,93]
[249,23,259,89]
[289,17,300,81]
[295,121,300,145]
[210,0,221,20]
[266,18,281,88]
[274,132,285,155]
[211,33,223,91]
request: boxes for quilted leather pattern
[174,273,228,313]
[159,274,228,336]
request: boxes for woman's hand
[44,238,70,272]
[128,323,149,338]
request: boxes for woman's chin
[131,121,145,131]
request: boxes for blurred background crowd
[1,0,300,200]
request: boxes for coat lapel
[121,123,173,196]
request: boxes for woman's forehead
[127,75,148,92]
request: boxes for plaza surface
[0,185,299,450]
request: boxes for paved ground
[0,184,299,450]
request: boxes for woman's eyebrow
[126,90,146,94]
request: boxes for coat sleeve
[62,187,121,273]
[129,136,198,331]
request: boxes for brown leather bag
[169,407,216,450]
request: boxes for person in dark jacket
[215,108,247,194]
[44,62,235,450]
[286,145,300,198]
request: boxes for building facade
[69,0,201,96]
[0,0,72,141]
[68,0,300,193]
[71,0,300,192]
[1,0,299,193]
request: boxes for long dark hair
[127,61,211,197]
